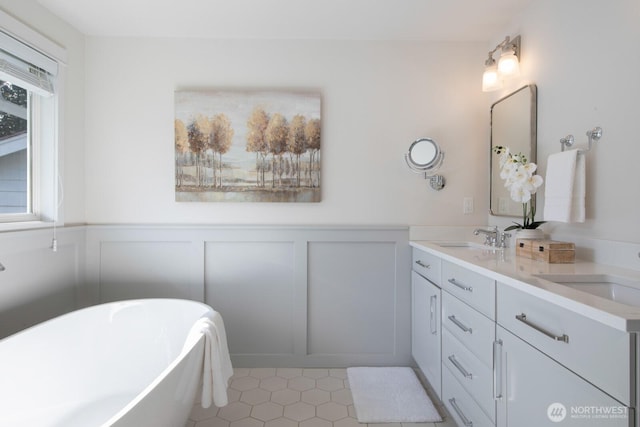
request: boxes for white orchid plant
[494,145,545,230]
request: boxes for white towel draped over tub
[543,149,586,223]
[190,313,233,408]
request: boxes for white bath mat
[347,367,442,423]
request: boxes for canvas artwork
[175,90,321,202]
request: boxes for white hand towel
[543,149,585,223]
[196,313,233,408]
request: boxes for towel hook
[560,126,602,153]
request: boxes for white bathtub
[0,298,216,427]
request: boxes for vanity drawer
[497,283,633,405]
[443,366,494,427]
[442,329,495,422]
[412,248,441,285]
[442,260,495,319]
[442,291,495,367]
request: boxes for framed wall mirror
[490,84,537,216]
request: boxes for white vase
[515,228,545,240]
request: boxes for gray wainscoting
[85,225,411,367]
[0,226,85,338]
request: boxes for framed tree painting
[175,90,321,202]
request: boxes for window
[0,20,61,225]
[0,80,29,215]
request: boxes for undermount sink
[436,241,502,250]
[534,274,640,307]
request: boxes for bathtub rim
[0,297,214,343]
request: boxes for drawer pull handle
[515,313,569,343]
[415,260,431,269]
[493,339,503,400]
[448,315,473,333]
[448,354,473,379]
[448,278,473,292]
[429,295,437,335]
[448,398,473,427]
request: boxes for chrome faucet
[474,226,499,247]
[474,226,511,248]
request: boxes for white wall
[84,37,488,225]
[489,0,640,245]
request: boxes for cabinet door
[412,271,441,398]
[496,326,631,427]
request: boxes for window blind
[0,30,57,97]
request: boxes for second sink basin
[535,274,640,307]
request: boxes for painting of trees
[175,90,321,202]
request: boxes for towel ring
[560,127,602,153]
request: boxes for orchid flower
[492,145,546,230]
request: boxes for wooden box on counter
[516,239,575,264]
[515,239,534,258]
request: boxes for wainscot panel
[205,241,296,356]
[0,226,85,338]
[99,241,199,302]
[85,225,411,367]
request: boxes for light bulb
[498,48,520,78]
[482,57,502,92]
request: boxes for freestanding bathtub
[0,298,216,427]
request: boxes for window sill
[0,220,56,233]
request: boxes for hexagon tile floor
[185,368,458,427]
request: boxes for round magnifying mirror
[404,137,445,190]
[408,138,439,168]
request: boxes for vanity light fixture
[482,35,521,92]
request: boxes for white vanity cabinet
[497,283,633,406]
[496,283,634,427]
[411,249,442,398]
[496,325,631,426]
[410,241,638,427]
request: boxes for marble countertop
[410,240,640,332]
